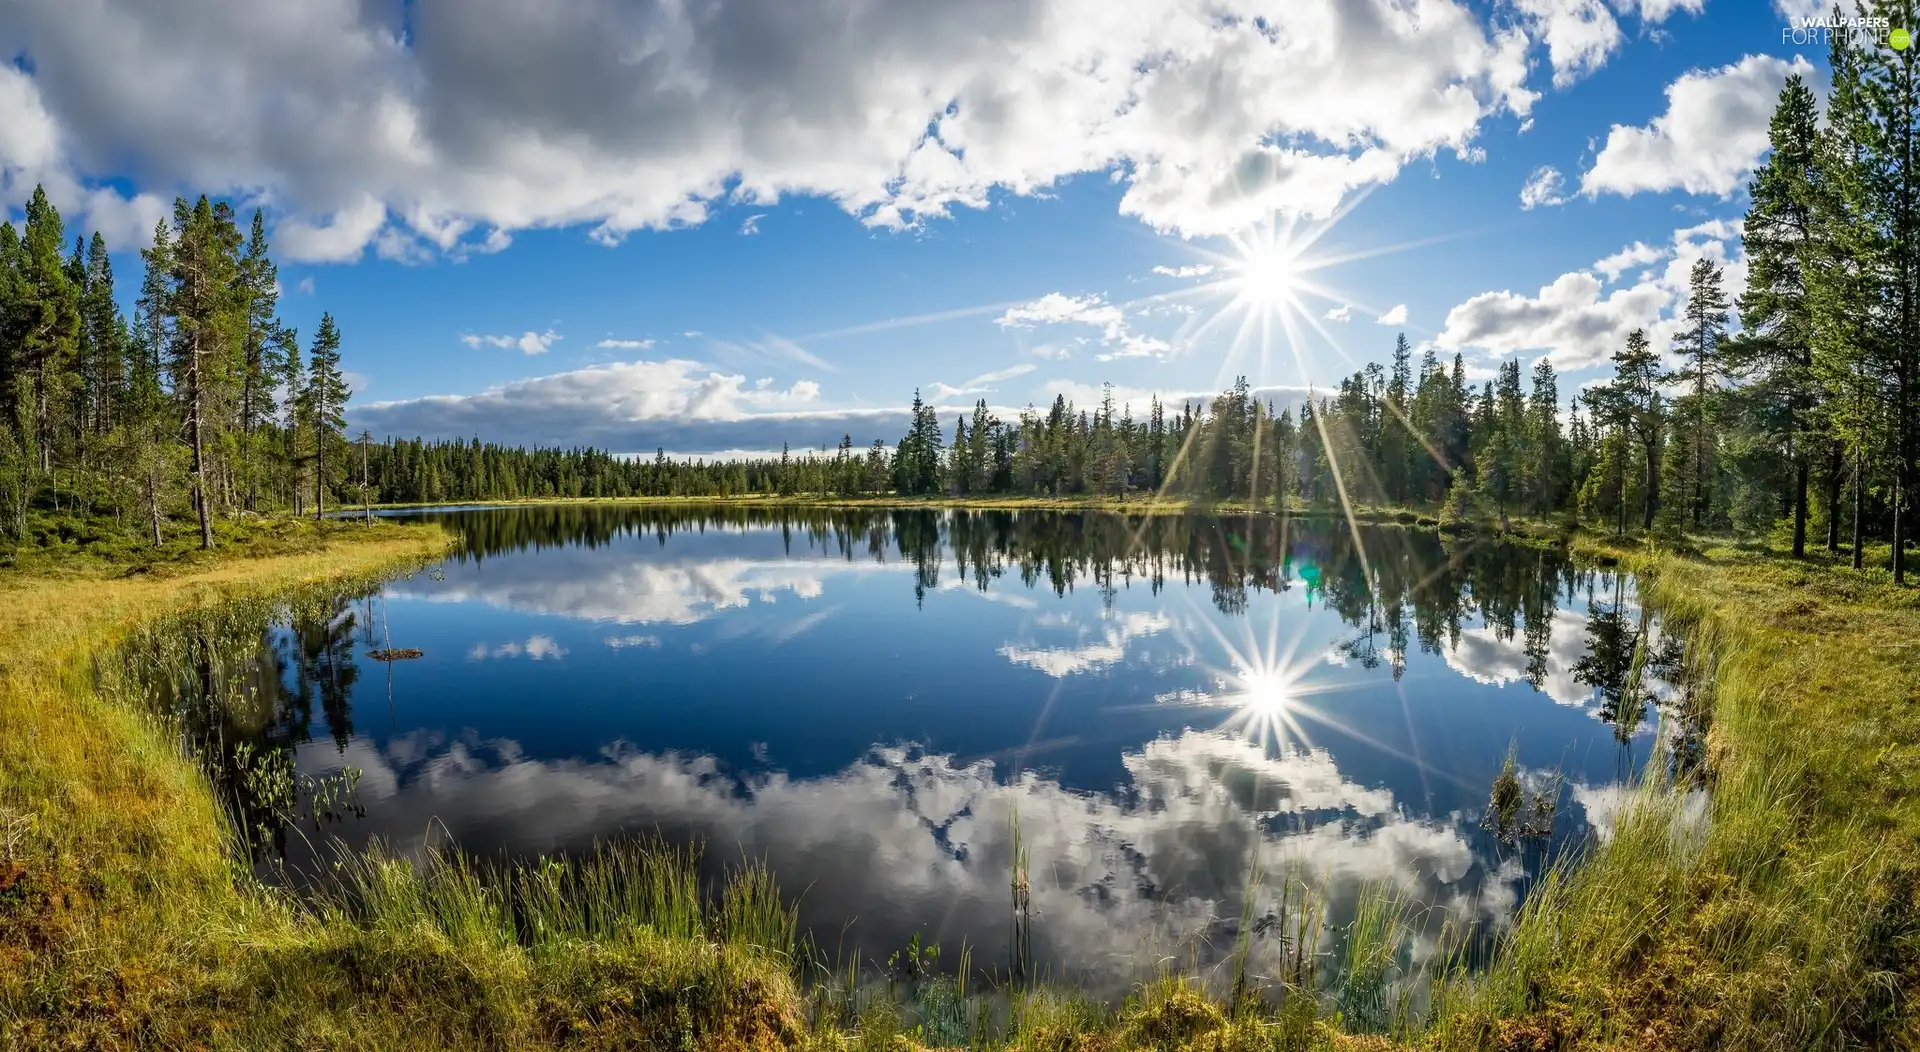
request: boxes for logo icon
[1894,27,1912,49]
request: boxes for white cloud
[1593,241,1667,282]
[1514,0,1621,88]
[1444,607,1596,709]
[296,276,315,295]
[597,338,656,350]
[297,726,1511,994]
[997,292,1175,361]
[1438,271,1668,370]
[1436,218,1746,370]
[0,0,1543,258]
[462,329,562,355]
[1518,165,1567,210]
[467,635,568,661]
[1582,54,1817,199]
[349,357,862,452]
[739,213,766,235]
[997,293,1127,338]
[1100,333,1173,362]
[1325,305,1353,323]
[605,634,661,649]
[275,194,390,264]
[1151,264,1214,278]
[1673,218,1739,244]
[0,64,171,252]
[927,363,1036,402]
[1376,304,1408,326]
[999,610,1171,678]
[1618,0,1706,18]
[396,549,853,626]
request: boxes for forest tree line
[5,31,1918,572]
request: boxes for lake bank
[1,510,1911,1049]
[1438,536,1920,1050]
[0,519,455,1046]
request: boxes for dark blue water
[176,506,1676,989]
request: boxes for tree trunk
[1792,452,1809,559]
[1825,445,1843,554]
[1641,440,1658,531]
[148,462,163,548]
[1898,445,1909,584]
[34,362,49,476]
[243,375,256,513]
[1693,381,1707,529]
[1614,441,1628,538]
[1854,447,1866,571]
[315,427,325,521]
[188,343,214,550]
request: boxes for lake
[134,505,1686,994]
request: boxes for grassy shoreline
[1443,536,1920,1050]
[0,509,1913,1049]
[0,520,455,1047]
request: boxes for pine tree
[1605,329,1665,531]
[80,233,123,436]
[1667,257,1728,528]
[276,326,307,514]
[18,187,79,476]
[1383,333,1413,503]
[239,209,280,510]
[1525,357,1565,514]
[1738,73,1826,555]
[165,196,244,548]
[307,313,350,519]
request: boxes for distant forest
[2,54,1916,574]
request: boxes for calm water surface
[156,506,1683,988]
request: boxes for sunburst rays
[1099,200,1492,802]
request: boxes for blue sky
[0,0,1848,455]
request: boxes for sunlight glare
[1231,240,1304,311]
[1236,666,1292,717]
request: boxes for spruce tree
[81,233,123,436]
[239,209,280,510]
[1738,73,1825,555]
[1667,257,1728,528]
[307,313,350,519]
[165,197,245,548]
[19,186,79,476]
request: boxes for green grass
[2,506,1915,1049]
[1424,536,1920,1051]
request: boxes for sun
[1236,667,1293,717]
[1230,240,1305,310]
